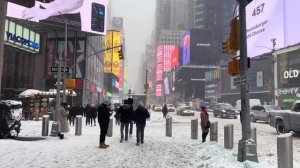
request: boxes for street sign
[51,66,69,73]
[233,76,247,86]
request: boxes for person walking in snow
[119,99,134,142]
[98,100,112,149]
[127,98,134,137]
[200,105,210,142]
[133,102,150,146]
[89,104,97,127]
[85,104,91,126]
[68,104,77,126]
[57,103,70,133]
[162,104,168,118]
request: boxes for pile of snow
[193,142,269,168]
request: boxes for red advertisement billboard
[171,46,179,68]
[156,46,163,81]
[156,84,162,97]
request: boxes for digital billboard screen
[171,46,179,68]
[246,0,300,57]
[182,31,190,65]
[156,46,164,82]
[7,0,108,35]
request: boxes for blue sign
[6,31,39,50]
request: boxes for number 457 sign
[246,0,284,58]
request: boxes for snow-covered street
[0,111,299,168]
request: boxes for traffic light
[222,39,231,54]
[230,17,240,51]
[118,45,124,60]
[228,59,240,76]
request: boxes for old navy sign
[6,31,39,50]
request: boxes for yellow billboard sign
[104,31,120,75]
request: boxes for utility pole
[237,0,258,162]
[0,1,7,98]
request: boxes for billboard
[164,77,170,95]
[182,31,190,65]
[104,31,121,75]
[246,0,300,57]
[156,84,162,97]
[156,46,163,81]
[171,46,179,68]
[7,0,108,35]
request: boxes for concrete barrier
[210,122,218,142]
[224,124,234,149]
[166,117,172,137]
[75,115,82,136]
[277,133,293,168]
[191,119,198,139]
[107,118,113,137]
[42,115,49,136]
[251,127,257,144]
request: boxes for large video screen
[7,0,108,35]
[182,31,190,65]
[246,0,300,57]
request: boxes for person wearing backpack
[200,105,210,143]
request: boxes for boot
[104,143,109,148]
[99,143,107,149]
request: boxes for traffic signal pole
[0,1,7,98]
[237,0,258,162]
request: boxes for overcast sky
[110,0,156,93]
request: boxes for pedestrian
[69,105,77,126]
[162,104,168,118]
[200,105,210,143]
[77,104,84,116]
[85,104,91,126]
[114,105,121,126]
[90,104,97,127]
[97,100,112,149]
[119,99,133,142]
[133,102,150,146]
[128,98,134,137]
[57,103,70,133]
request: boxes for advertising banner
[182,31,190,65]
[45,40,55,79]
[246,0,300,57]
[156,84,162,97]
[104,31,120,75]
[156,46,163,81]
[171,46,179,68]
[163,45,172,72]
[7,0,108,35]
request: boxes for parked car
[213,103,238,119]
[250,105,281,123]
[176,106,194,116]
[154,105,162,112]
[167,104,175,112]
[269,100,300,134]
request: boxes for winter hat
[103,100,111,106]
[128,98,134,104]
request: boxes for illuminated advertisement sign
[104,31,121,75]
[7,0,108,35]
[171,46,179,68]
[246,0,300,57]
[164,77,170,95]
[163,45,172,72]
[156,46,163,81]
[156,84,162,97]
[182,31,190,65]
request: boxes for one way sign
[51,66,69,73]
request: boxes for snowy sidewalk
[0,112,285,168]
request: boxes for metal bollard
[251,127,257,144]
[107,118,113,137]
[277,133,293,168]
[75,115,82,136]
[166,117,172,137]
[210,122,218,142]
[42,115,49,136]
[224,124,234,149]
[191,119,198,139]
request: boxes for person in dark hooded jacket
[97,100,112,149]
[118,99,134,142]
[133,102,150,146]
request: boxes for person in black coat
[85,104,90,126]
[119,99,134,142]
[69,105,77,126]
[98,100,112,149]
[89,104,97,127]
[162,104,168,118]
[133,102,150,146]
[127,98,134,137]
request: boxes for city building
[159,30,186,46]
